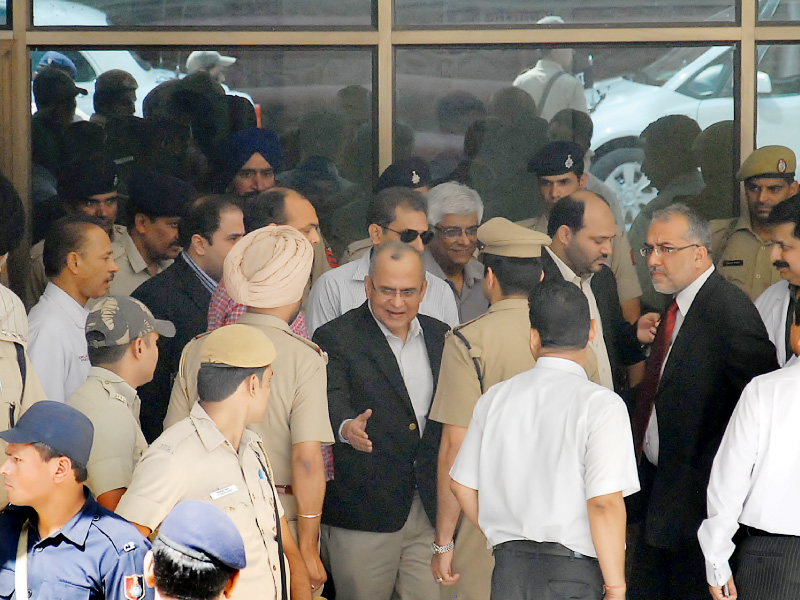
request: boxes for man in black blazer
[312,241,450,600]
[544,191,659,395]
[628,203,778,600]
[132,195,244,441]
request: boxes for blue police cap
[36,51,78,80]
[527,141,586,176]
[376,157,431,192]
[128,170,195,218]
[156,501,246,570]
[0,401,93,466]
[57,156,119,203]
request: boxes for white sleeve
[449,391,491,490]
[27,320,66,404]
[306,274,341,337]
[697,381,761,587]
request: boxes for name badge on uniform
[210,484,238,500]
[722,259,744,267]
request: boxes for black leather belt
[494,540,595,560]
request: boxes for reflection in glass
[32,0,371,27]
[756,44,800,160]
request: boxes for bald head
[548,191,617,276]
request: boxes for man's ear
[65,250,82,276]
[223,570,241,598]
[143,550,156,589]
[529,328,541,358]
[556,224,573,246]
[364,275,372,298]
[588,318,597,343]
[134,213,149,234]
[578,173,588,189]
[367,224,383,246]
[191,233,208,257]
[52,456,74,484]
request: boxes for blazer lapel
[177,258,212,314]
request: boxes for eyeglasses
[434,225,479,239]
[370,280,423,299]
[639,244,700,257]
[381,225,434,245]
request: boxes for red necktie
[632,300,678,462]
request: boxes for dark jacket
[312,302,449,532]
[131,255,212,442]
[633,270,778,549]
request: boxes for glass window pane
[758,0,800,21]
[33,0,373,27]
[395,1,734,27]
[396,45,737,227]
[29,47,375,255]
[757,44,800,158]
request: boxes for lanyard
[14,521,28,600]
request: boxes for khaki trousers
[322,493,437,600]
[440,518,494,600]
[283,492,324,599]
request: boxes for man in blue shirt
[0,401,152,600]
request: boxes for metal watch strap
[431,539,455,554]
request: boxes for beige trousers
[322,494,438,600]
[439,518,494,600]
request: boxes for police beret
[157,501,246,570]
[35,51,78,80]
[528,141,586,176]
[376,157,431,192]
[478,217,551,258]
[0,401,93,466]
[127,170,195,218]
[737,145,796,180]
[95,69,138,93]
[57,157,119,202]
[200,324,276,368]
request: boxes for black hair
[32,441,88,483]
[43,214,106,278]
[243,188,292,233]
[178,195,240,249]
[547,196,586,238]
[366,187,427,229]
[528,279,590,350]
[481,254,543,297]
[86,333,153,367]
[197,363,268,403]
[152,537,236,600]
[765,193,800,238]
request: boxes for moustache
[774,260,790,269]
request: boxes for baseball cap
[0,401,93,466]
[157,501,246,570]
[33,67,88,102]
[186,51,236,74]
[200,324,276,368]
[86,296,175,348]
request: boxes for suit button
[409,423,417,431]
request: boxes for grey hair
[651,203,712,253]
[368,241,424,281]
[426,182,484,226]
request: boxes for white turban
[224,225,314,309]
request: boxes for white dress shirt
[698,361,800,586]
[754,279,797,367]
[644,265,715,465]
[306,249,459,336]
[28,282,91,404]
[451,357,640,557]
[546,248,613,390]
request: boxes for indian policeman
[116,324,312,600]
[166,225,332,596]
[753,193,800,367]
[144,501,246,600]
[523,141,643,323]
[0,401,153,600]
[450,280,640,600]
[67,296,175,510]
[429,217,554,600]
[712,145,798,301]
[0,285,47,508]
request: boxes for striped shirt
[181,252,217,294]
[306,248,459,337]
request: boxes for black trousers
[736,533,800,600]
[491,540,604,600]
[627,535,707,600]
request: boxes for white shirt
[512,59,589,121]
[644,265,715,465]
[546,248,614,390]
[306,249,459,336]
[28,282,91,404]
[698,361,800,586]
[451,357,640,556]
[754,279,796,367]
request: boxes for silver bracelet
[431,539,455,554]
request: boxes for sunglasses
[381,225,434,245]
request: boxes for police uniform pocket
[0,568,14,600]
[39,580,91,600]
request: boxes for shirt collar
[121,229,150,275]
[534,356,588,379]
[190,402,230,453]
[489,298,529,313]
[237,311,292,333]
[353,249,373,282]
[88,366,138,406]
[181,251,218,294]
[675,265,715,316]
[546,247,593,285]
[422,251,483,287]
[368,301,423,345]
[43,282,89,328]
[30,488,98,548]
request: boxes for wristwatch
[431,539,455,554]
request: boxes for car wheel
[591,147,657,229]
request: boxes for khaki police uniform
[117,402,287,600]
[340,237,371,265]
[166,313,334,524]
[67,366,148,498]
[30,224,128,304]
[516,216,642,303]
[108,228,172,297]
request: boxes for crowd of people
[0,42,798,600]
